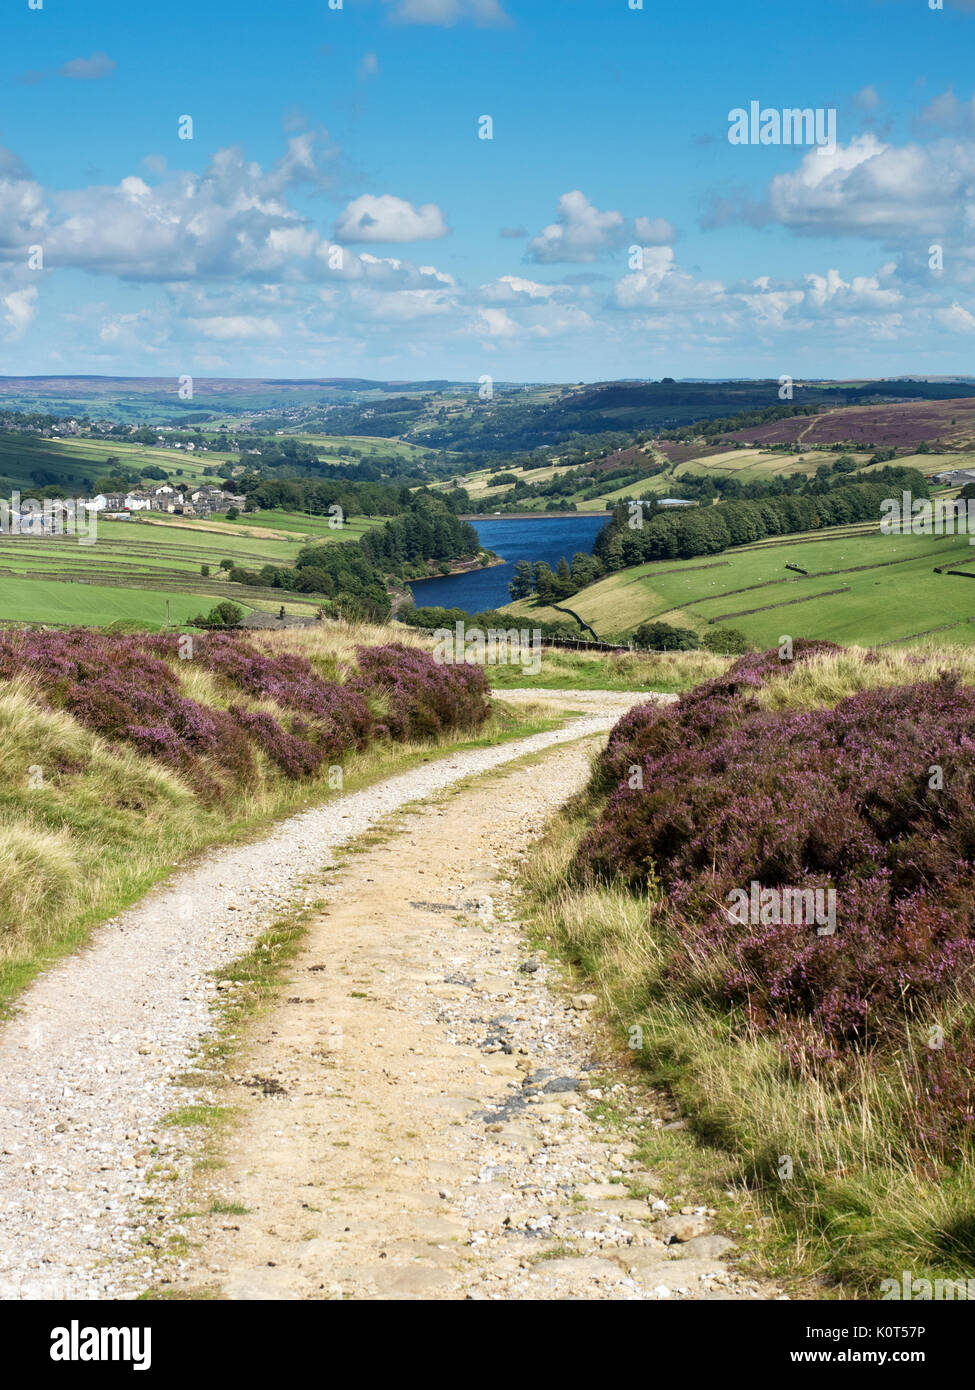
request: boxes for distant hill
[5,375,975,444]
[722,396,975,450]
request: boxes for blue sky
[2,0,975,381]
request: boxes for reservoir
[408,513,606,615]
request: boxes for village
[1,481,250,539]
[85,481,248,520]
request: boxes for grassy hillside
[0,432,227,492]
[722,396,975,449]
[508,522,975,649]
[0,622,549,1010]
[431,443,947,514]
[0,426,445,496]
[523,643,975,1295]
[483,643,729,693]
[0,514,385,628]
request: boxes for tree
[532,562,557,602]
[190,600,244,629]
[226,506,240,520]
[508,559,534,600]
[633,620,699,651]
[701,626,749,654]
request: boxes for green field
[507,524,975,649]
[0,432,231,493]
[0,426,444,497]
[433,444,934,514]
[0,512,383,628]
[0,576,213,627]
[297,433,435,463]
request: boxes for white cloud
[334,194,448,244]
[60,53,117,80]
[614,247,725,311]
[0,135,353,280]
[802,267,900,312]
[345,283,456,322]
[935,303,975,332]
[189,315,283,340]
[634,216,677,246]
[475,306,518,337]
[526,191,625,263]
[2,286,37,339]
[766,134,975,240]
[480,274,560,301]
[384,0,510,26]
[0,163,47,249]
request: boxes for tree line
[508,466,929,603]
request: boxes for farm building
[934,469,975,486]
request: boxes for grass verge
[518,649,975,1298]
[0,658,559,1013]
[484,645,729,693]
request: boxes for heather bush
[183,631,376,763]
[0,630,491,799]
[352,642,491,740]
[582,646,975,1059]
[590,639,840,796]
[228,707,327,779]
[0,630,256,798]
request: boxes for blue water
[408,514,607,615]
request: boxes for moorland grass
[0,621,552,1010]
[483,643,729,693]
[519,643,975,1297]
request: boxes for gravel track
[0,689,658,1300]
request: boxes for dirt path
[167,738,778,1303]
[0,691,648,1301]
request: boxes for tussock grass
[486,644,730,693]
[272,615,731,694]
[523,817,975,1292]
[0,623,542,1010]
[259,618,433,670]
[521,646,975,1296]
[757,642,975,712]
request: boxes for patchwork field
[506,524,975,649]
[0,428,443,497]
[0,513,382,628]
[0,432,232,493]
[432,443,951,513]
